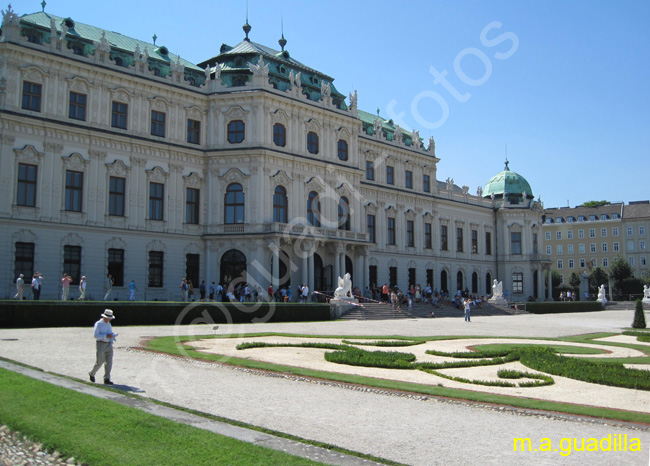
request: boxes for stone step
[339,301,518,320]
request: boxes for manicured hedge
[0,301,331,328]
[525,301,604,314]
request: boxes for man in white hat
[89,309,117,385]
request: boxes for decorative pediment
[336,182,354,198]
[14,145,44,164]
[271,170,292,188]
[426,261,434,269]
[365,150,378,161]
[183,242,202,255]
[105,159,129,177]
[61,153,88,171]
[385,204,397,215]
[388,259,398,267]
[508,222,523,233]
[66,76,92,93]
[270,109,290,124]
[408,260,417,268]
[109,86,134,102]
[365,202,377,215]
[146,166,168,183]
[146,239,166,252]
[222,105,249,120]
[149,96,170,112]
[61,232,83,247]
[185,105,206,120]
[335,126,352,138]
[12,229,36,244]
[20,65,48,83]
[304,118,322,132]
[454,219,465,228]
[422,210,434,219]
[404,209,416,220]
[305,176,326,192]
[105,237,127,250]
[183,172,203,189]
[368,257,378,266]
[221,167,249,184]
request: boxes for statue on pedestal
[334,273,352,299]
[597,284,607,304]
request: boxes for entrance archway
[220,249,247,288]
[440,270,448,293]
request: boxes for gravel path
[0,425,83,466]
[1,311,649,465]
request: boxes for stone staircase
[339,300,519,320]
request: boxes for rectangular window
[14,242,34,285]
[641,256,647,266]
[627,227,633,236]
[641,226,646,235]
[546,245,551,255]
[471,229,478,253]
[556,231,562,240]
[108,176,125,217]
[185,188,200,224]
[512,272,523,294]
[485,232,492,255]
[186,254,200,291]
[187,119,201,144]
[65,170,83,212]
[545,232,551,241]
[640,240,646,250]
[406,220,414,247]
[567,230,573,239]
[408,268,416,288]
[441,225,448,251]
[533,233,538,255]
[386,166,394,185]
[22,81,42,112]
[568,244,574,254]
[151,110,166,137]
[578,230,585,239]
[423,174,430,193]
[456,227,463,252]
[589,229,596,238]
[389,266,397,288]
[369,265,377,289]
[424,223,432,249]
[511,232,522,255]
[387,217,396,245]
[603,257,609,267]
[69,92,87,121]
[601,228,607,237]
[613,242,619,252]
[627,240,634,251]
[405,170,413,189]
[17,163,37,207]
[579,244,585,253]
[568,259,574,268]
[111,101,128,129]
[579,258,586,268]
[602,243,608,252]
[629,256,635,266]
[148,251,164,287]
[367,214,376,243]
[613,227,619,236]
[63,245,82,285]
[107,248,124,287]
[557,260,563,269]
[366,161,375,181]
[557,245,563,254]
[149,182,164,221]
[590,243,596,253]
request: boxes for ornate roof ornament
[394,125,403,144]
[2,4,19,26]
[428,136,436,155]
[249,55,268,76]
[320,81,331,97]
[349,90,357,110]
[97,31,111,53]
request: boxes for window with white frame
[590,243,596,253]
[567,230,573,239]
[601,228,607,237]
[546,245,552,255]
[568,244,574,254]
[579,258,586,268]
[641,226,646,235]
[556,231,562,240]
[641,240,646,250]
[557,245,563,254]
[545,231,551,241]
[603,257,609,267]
[602,243,608,252]
[613,227,619,236]
[627,240,634,251]
[627,227,633,236]
[614,242,619,252]
[579,244,585,253]
[578,230,585,239]
[557,260,563,269]
[629,256,635,266]
[568,259,574,268]
[641,256,647,266]
[589,229,596,238]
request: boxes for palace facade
[0,6,550,301]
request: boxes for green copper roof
[483,161,533,199]
[17,11,202,71]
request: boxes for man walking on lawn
[89,309,117,385]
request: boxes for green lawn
[0,368,324,466]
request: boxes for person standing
[31,272,43,300]
[301,283,310,303]
[199,280,206,301]
[78,276,87,300]
[464,297,471,323]
[128,279,138,301]
[61,273,72,301]
[14,274,24,300]
[104,274,114,301]
[89,309,117,385]
[208,282,215,301]
[180,278,188,302]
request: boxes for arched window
[337,139,348,161]
[224,183,245,224]
[307,131,319,154]
[307,191,320,227]
[227,120,245,144]
[273,186,288,223]
[456,271,463,292]
[338,196,350,231]
[273,123,286,147]
[220,249,247,290]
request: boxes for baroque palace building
[0,6,550,301]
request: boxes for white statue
[249,55,269,76]
[334,273,352,299]
[643,284,650,300]
[492,279,503,299]
[349,90,357,109]
[597,284,607,304]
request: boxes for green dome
[483,161,533,202]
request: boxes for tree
[632,299,647,329]
[551,270,563,300]
[582,200,610,208]
[610,257,632,295]
[589,267,608,294]
[569,272,581,290]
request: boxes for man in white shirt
[13,274,24,300]
[104,274,114,301]
[89,309,117,385]
[301,283,309,303]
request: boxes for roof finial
[278,15,287,51]
[152,33,157,45]
[504,143,509,170]
[41,1,46,12]
[376,108,380,117]
[243,0,251,41]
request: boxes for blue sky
[12,0,650,208]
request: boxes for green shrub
[325,347,416,369]
[526,301,604,314]
[632,299,647,329]
[342,339,424,347]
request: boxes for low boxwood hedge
[525,301,604,314]
[0,301,331,328]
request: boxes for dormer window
[555,217,563,223]
[600,214,608,220]
[589,215,597,221]
[578,215,586,222]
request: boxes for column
[270,242,280,290]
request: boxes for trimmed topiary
[632,299,647,329]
